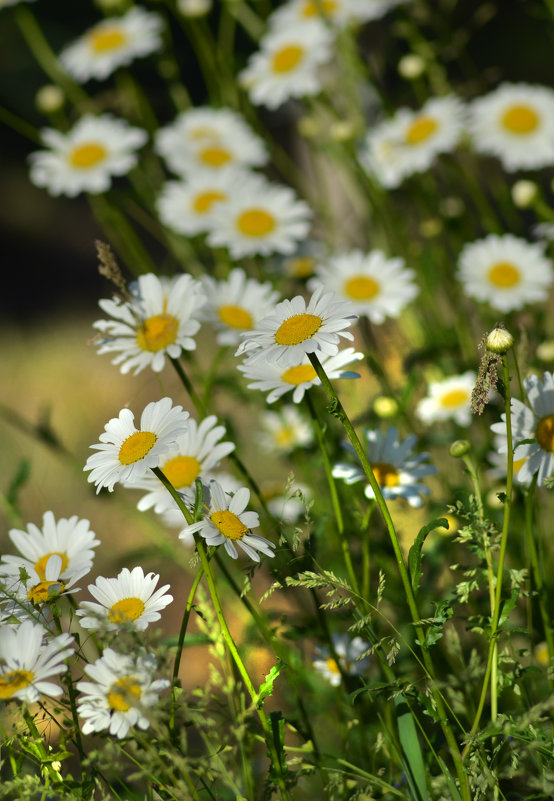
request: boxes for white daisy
[333,426,436,508]
[59,7,164,83]
[468,83,554,172]
[77,566,173,632]
[77,648,169,738]
[312,633,370,687]
[207,175,312,258]
[93,272,206,375]
[128,414,236,512]
[259,406,313,453]
[154,107,268,177]
[263,481,312,523]
[28,114,147,197]
[179,480,275,562]
[457,234,553,313]
[0,621,74,703]
[416,372,476,427]
[490,372,554,487]
[236,286,357,367]
[239,20,334,110]
[0,511,99,590]
[238,347,363,403]
[269,0,404,29]
[486,430,531,487]
[157,171,238,236]
[84,397,190,493]
[308,249,418,322]
[273,240,326,279]
[361,95,466,188]
[200,268,280,346]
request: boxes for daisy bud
[511,180,538,208]
[536,339,554,362]
[35,85,65,114]
[398,54,425,80]
[373,396,398,418]
[177,0,212,17]
[449,440,471,459]
[329,120,355,142]
[486,324,514,354]
[297,116,321,139]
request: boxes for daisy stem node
[151,467,291,800]
[307,352,471,801]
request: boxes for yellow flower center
[275,313,322,346]
[188,125,220,141]
[272,45,304,74]
[501,105,539,135]
[236,209,276,238]
[119,431,157,465]
[302,0,337,17]
[218,305,253,330]
[274,426,295,448]
[487,261,521,288]
[193,190,227,214]
[440,389,469,408]
[34,552,69,580]
[0,669,34,699]
[210,510,248,540]
[344,275,380,300]
[28,579,65,604]
[88,27,128,54]
[162,455,201,488]
[286,256,316,277]
[198,145,233,167]
[281,364,317,385]
[107,675,142,712]
[325,657,341,675]
[513,456,527,473]
[108,597,146,624]
[371,462,400,488]
[405,116,438,146]
[536,414,554,452]
[136,313,179,352]
[69,142,108,169]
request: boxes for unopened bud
[373,396,398,418]
[35,85,65,114]
[398,54,425,80]
[536,339,554,362]
[486,324,514,354]
[419,218,443,238]
[297,116,320,139]
[329,120,355,142]
[511,180,538,208]
[449,440,470,458]
[177,0,211,17]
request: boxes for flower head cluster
[93,272,206,375]
[333,427,436,508]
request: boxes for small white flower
[236,286,356,368]
[486,430,531,487]
[3,554,81,613]
[308,249,418,322]
[239,20,334,110]
[259,406,313,453]
[200,268,280,346]
[157,171,238,236]
[0,621,74,703]
[84,398,190,493]
[269,0,405,29]
[59,8,164,83]
[416,372,476,427]
[238,347,363,403]
[312,633,370,687]
[179,480,275,562]
[77,648,169,738]
[490,372,554,486]
[93,273,206,375]
[207,175,312,258]
[128,415,236,512]
[29,114,147,197]
[457,234,553,313]
[333,427,436,508]
[468,83,554,172]
[77,566,173,631]
[0,511,99,590]
[155,107,268,177]
[361,95,466,188]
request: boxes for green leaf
[257,660,284,709]
[408,518,449,593]
[395,697,428,801]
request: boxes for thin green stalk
[151,468,292,801]
[22,708,63,784]
[461,453,495,616]
[304,391,360,596]
[361,502,375,602]
[464,353,515,756]
[524,475,554,664]
[307,352,471,801]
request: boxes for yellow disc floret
[344,275,380,300]
[405,116,438,146]
[107,676,142,711]
[108,597,146,624]
[210,510,248,540]
[34,552,69,580]
[487,262,521,288]
[371,462,400,488]
[119,431,157,465]
[136,313,179,352]
[274,313,322,346]
[0,670,34,699]
[281,364,317,385]
[272,45,304,74]
[69,142,108,169]
[501,105,539,135]
[536,414,554,452]
[88,27,128,54]
[218,305,253,330]
[440,389,469,408]
[162,455,201,488]
[236,209,276,238]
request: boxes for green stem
[23,707,63,784]
[524,475,554,664]
[170,356,208,416]
[307,352,471,801]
